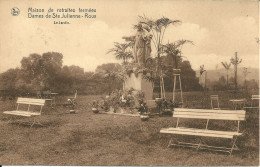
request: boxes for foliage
[243,79,259,90]
[0,53,125,96]
[107,42,134,64]
[199,65,206,76]
[67,98,77,109]
[179,61,202,91]
[212,76,227,91]
[137,102,149,115]
[221,62,231,70]
[137,16,181,52]
[91,100,99,108]
[162,40,193,68]
[99,88,145,112]
[221,61,231,87]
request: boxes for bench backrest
[252,95,260,100]
[174,108,246,121]
[210,95,219,99]
[17,98,45,106]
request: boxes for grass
[0,91,259,166]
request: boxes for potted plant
[67,97,77,114]
[91,100,99,113]
[138,100,149,121]
[100,99,109,112]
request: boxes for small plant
[105,90,122,112]
[104,88,145,113]
[137,100,149,115]
[156,99,179,116]
[91,100,99,113]
[67,98,77,111]
[100,98,109,112]
[137,100,150,121]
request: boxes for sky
[0,0,259,73]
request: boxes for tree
[107,42,134,64]
[158,57,201,91]
[0,68,20,97]
[95,63,124,93]
[138,16,181,97]
[138,16,181,69]
[230,52,242,94]
[221,61,231,88]
[180,61,201,91]
[199,65,207,91]
[162,40,193,69]
[20,53,42,81]
[20,52,63,91]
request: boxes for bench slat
[4,111,32,117]
[12,110,41,116]
[17,98,45,106]
[160,128,241,138]
[166,127,242,135]
[252,95,260,99]
[4,110,41,116]
[160,129,233,138]
[174,111,245,117]
[173,108,245,121]
[174,108,245,115]
[173,112,245,120]
[173,114,245,120]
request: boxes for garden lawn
[0,94,259,166]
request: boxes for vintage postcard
[0,0,259,166]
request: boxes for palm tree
[138,16,181,61]
[100,69,126,92]
[107,42,134,64]
[230,52,242,94]
[221,61,231,88]
[137,16,181,98]
[162,40,193,69]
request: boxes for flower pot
[140,115,149,121]
[70,110,76,114]
[109,106,117,113]
[92,108,99,113]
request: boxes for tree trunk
[204,72,207,91]
[234,53,238,95]
[226,70,229,88]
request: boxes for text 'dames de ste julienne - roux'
[27,7,97,24]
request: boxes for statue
[122,24,153,101]
[134,24,152,65]
[122,24,152,65]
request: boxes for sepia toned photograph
[0,0,259,166]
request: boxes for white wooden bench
[160,108,246,155]
[3,97,45,127]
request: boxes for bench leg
[7,115,21,125]
[30,118,43,128]
[167,137,173,148]
[7,116,14,124]
[196,138,202,150]
[230,136,238,155]
[30,119,36,128]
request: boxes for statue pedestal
[124,73,153,101]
